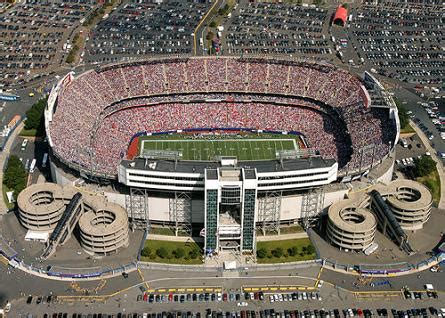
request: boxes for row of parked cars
[139,291,322,304]
[41,307,445,318]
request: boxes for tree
[3,155,27,198]
[174,247,185,259]
[257,248,268,259]
[414,155,436,177]
[156,247,168,259]
[141,247,151,257]
[24,98,47,136]
[272,247,284,258]
[305,245,316,255]
[288,246,298,257]
[209,21,217,28]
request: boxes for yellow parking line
[251,288,259,291]
[177,288,185,292]
[137,268,149,290]
[186,288,195,292]
[158,289,166,292]
[147,289,155,293]
[270,287,278,291]
[167,289,176,292]
[244,288,252,291]
[204,288,213,292]
[196,288,203,292]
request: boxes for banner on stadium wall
[0,94,20,101]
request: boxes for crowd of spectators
[0,0,98,88]
[49,57,396,177]
[348,2,443,85]
[224,2,331,58]
[85,0,211,63]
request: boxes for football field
[140,138,298,161]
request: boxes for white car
[237,301,248,307]
[217,293,222,302]
[270,295,274,303]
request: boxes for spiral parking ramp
[78,201,129,256]
[17,183,129,257]
[327,196,377,251]
[17,183,76,231]
[379,180,432,231]
[327,179,433,251]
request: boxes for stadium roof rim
[93,55,343,74]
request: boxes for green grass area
[19,128,37,137]
[256,225,305,236]
[141,138,298,161]
[150,227,189,237]
[140,239,203,265]
[256,238,316,264]
[417,169,441,206]
[279,225,305,234]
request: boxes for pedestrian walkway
[256,232,308,242]
[410,120,445,209]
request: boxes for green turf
[140,138,298,161]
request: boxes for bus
[21,139,28,151]
[29,158,37,173]
[42,153,48,168]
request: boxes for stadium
[43,56,399,254]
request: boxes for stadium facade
[44,56,399,254]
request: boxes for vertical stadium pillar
[241,169,258,253]
[204,169,219,253]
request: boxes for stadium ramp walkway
[41,192,83,259]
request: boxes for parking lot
[222,1,332,59]
[11,288,445,318]
[347,3,443,86]
[84,0,211,63]
[0,0,98,89]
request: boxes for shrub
[256,248,268,259]
[141,247,151,257]
[306,245,316,255]
[189,249,199,259]
[156,247,168,259]
[174,247,185,259]
[272,247,284,258]
[288,246,298,256]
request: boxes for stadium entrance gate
[204,167,257,255]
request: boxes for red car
[223,293,228,302]
[168,293,173,302]
[357,309,363,317]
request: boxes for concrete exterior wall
[50,161,74,186]
[104,192,126,209]
[375,160,394,185]
[148,197,170,222]
[191,200,205,223]
[323,189,349,212]
[280,196,302,221]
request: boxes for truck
[42,152,48,168]
[29,158,37,173]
